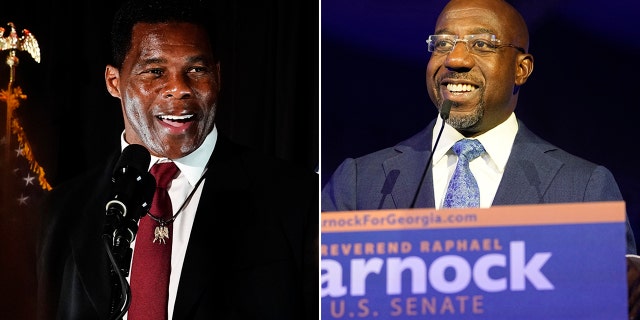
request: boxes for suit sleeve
[321,158,357,212]
[585,166,637,254]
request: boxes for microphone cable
[409,100,452,208]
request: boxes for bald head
[426,0,535,136]
[438,0,529,52]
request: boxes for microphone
[104,144,155,273]
[440,98,452,121]
[409,100,452,208]
[378,169,400,209]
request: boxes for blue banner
[321,202,627,319]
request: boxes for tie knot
[150,162,180,188]
[452,139,485,161]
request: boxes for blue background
[321,0,640,245]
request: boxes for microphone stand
[409,100,452,208]
[103,207,136,320]
[101,144,155,319]
[103,234,132,320]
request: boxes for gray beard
[446,104,484,130]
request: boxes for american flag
[0,86,51,212]
[0,86,50,320]
[0,24,48,316]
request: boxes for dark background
[0,0,317,318]
[322,0,640,245]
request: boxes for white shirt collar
[432,112,518,172]
[120,125,218,186]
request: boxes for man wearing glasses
[321,0,637,255]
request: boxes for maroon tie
[128,162,180,320]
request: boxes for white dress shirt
[121,125,217,319]
[431,113,518,209]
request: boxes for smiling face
[105,22,220,159]
[426,0,533,137]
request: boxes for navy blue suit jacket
[322,119,637,254]
[37,134,318,319]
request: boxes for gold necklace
[146,167,208,244]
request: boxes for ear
[514,53,534,86]
[105,65,121,98]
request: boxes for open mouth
[157,114,194,127]
[447,83,478,93]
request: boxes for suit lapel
[171,180,216,318]
[172,135,244,318]
[493,122,562,205]
[384,122,437,209]
[383,151,435,209]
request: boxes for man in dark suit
[35,0,318,319]
[321,0,636,254]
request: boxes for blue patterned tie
[443,139,485,208]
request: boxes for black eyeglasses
[426,34,526,55]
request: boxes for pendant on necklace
[153,221,170,244]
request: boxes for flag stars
[23,173,35,186]
[14,146,24,157]
[17,194,29,206]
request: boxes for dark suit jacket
[322,119,637,254]
[36,134,318,320]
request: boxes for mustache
[439,72,479,83]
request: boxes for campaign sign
[321,201,628,319]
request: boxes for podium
[321,201,629,319]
